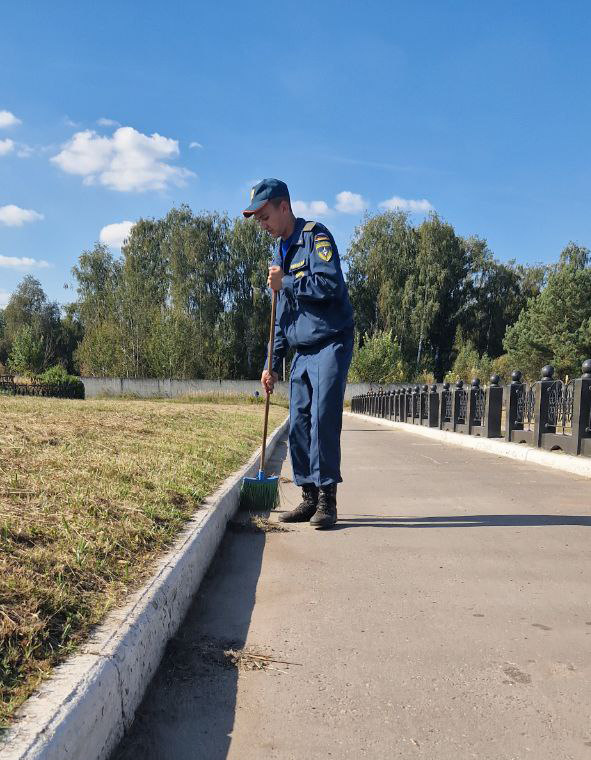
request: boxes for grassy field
[0,395,287,730]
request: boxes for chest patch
[314,234,333,262]
[289,259,306,271]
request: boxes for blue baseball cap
[243,178,290,217]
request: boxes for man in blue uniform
[243,179,354,529]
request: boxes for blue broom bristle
[239,472,279,511]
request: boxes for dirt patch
[167,635,300,678]
[503,663,532,684]
[228,516,290,533]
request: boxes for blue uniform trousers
[288,331,354,487]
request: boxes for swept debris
[228,515,290,533]
[167,635,301,678]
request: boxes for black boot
[310,484,337,529]
[278,485,319,522]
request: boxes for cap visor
[242,199,269,217]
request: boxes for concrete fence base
[81,377,375,402]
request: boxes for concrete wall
[81,377,377,402]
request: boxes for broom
[238,289,280,511]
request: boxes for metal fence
[351,360,591,458]
[0,375,84,400]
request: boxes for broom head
[239,470,279,511]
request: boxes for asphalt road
[112,415,591,760]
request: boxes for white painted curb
[345,412,591,479]
[1,417,289,760]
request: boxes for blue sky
[1,1,590,308]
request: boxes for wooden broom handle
[260,289,278,472]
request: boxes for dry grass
[96,391,290,409]
[0,396,286,730]
[160,635,301,688]
[228,515,290,533]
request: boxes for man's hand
[268,266,284,292]
[261,369,279,394]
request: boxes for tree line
[346,212,590,383]
[0,205,589,383]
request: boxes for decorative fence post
[576,359,591,456]
[411,386,419,424]
[534,365,556,447]
[484,374,503,438]
[428,384,439,427]
[419,384,428,426]
[504,371,523,441]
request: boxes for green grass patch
[95,391,290,408]
[173,392,289,408]
[0,396,287,730]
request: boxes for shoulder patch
[315,235,333,262]
[303,221,317,232]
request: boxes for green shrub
[8,325,45,376]
[348,330,407,384]
[37,365,85,399]
[445,338,494,384]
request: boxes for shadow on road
[334,514,591,529]
[111,436,289,760]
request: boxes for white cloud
[16,144,34,158]
[0,110,21,129]
[292,200,331,218]
[0,139,15,156]
[0,139,35,159]
[335,190,367,214]
[379,196,434,213]
[0,289,11,307]
[189,141,203,149]
[100,220,135,249]
[0,254,50,269]
[51,127,195,192]
[64,116,81,128]
[0,205,44,227]
[98,117,120,127]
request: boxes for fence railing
[350,360,591,458]
[0,377,84,400]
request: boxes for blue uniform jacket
[268,218,354,373]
